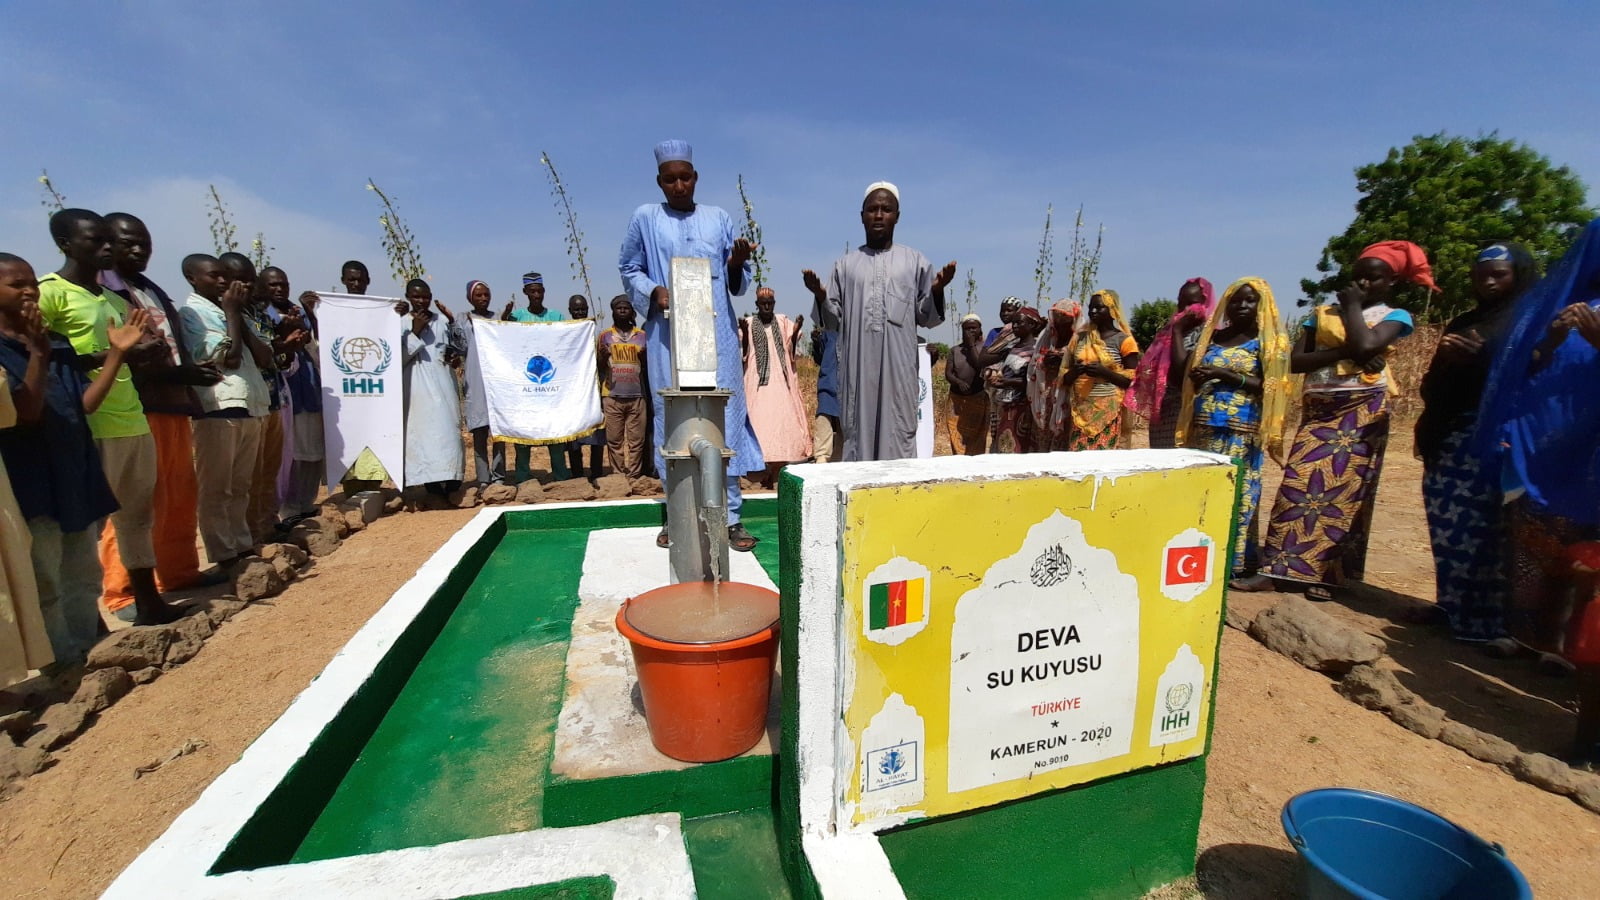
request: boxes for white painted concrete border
[786,450,1229,897]
[105,497,729,900]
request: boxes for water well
[109,299,1245,899]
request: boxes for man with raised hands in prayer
[803,182,953,461]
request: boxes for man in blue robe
[619,140,764,551]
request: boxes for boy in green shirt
[37,209,181,625]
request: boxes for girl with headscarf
[1063,289,1140,450]
[992,307,1044,452]
[1173,278,1291,583]
[1475,221,1600,707]
[1027,299,1080,450]
[1243,241,1426,598]
[1414,243,1538,643]
[1126,278,1215,448]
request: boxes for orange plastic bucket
[615,582,780,763]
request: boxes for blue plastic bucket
[1281,788,1531,900]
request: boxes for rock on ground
[318,511,352,539]
[258,542,310,569]
[1223,603,1255,633]
[233,558,287,603]
[70,668,133,714]
[594,474,631,500]
[456,485,481,508]
[628,476,661,497]
[0,709,36,739]
[287,519,341,557]
[544,479,597,503]
[164,615,215,666]
[0,742,51,784]
[87,627,172,671]
[197,596,248,628]
[1510,752,1584,796]
[1248,597,1386,675]
[481,483,517,505]
[1575,776,1600,814]
[1439,721,1519,767]
[24,702,91,751]
[129,667,161,686]
[514,480,544,504]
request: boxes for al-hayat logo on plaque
[1160,528,1215,602]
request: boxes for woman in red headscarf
[1126,278,1214,448]
[1237,241,1429,598]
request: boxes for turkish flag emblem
[1165,545,1210,586]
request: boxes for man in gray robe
[803,182,954,461]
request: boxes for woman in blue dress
[1175,277,1292,585]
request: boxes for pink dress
[741,314,813,465]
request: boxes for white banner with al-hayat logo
[316,293,407,489]
[473,318,602,445]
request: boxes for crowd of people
[2,141,1596,765]
[942,228,1600,764]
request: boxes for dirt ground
[2,430,1597,898]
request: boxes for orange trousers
[99,412,202,612]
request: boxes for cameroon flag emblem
[868,577,926,630]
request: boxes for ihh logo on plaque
[1149,644,1205,746]
[1160,528,1215,602]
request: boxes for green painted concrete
[774,472,821,899]
[454,876,616,899]
[212,497,789,877]
[293,527,587,861]
[881,758,1208,899]
[213,517,507,873]
[683,809,794,900]
[544,755,777,827]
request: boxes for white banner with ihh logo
[316,293,407,489]
[916,341,933,458]
[473,318,602,445]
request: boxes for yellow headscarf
[1173,277,1294,463]
[1065,289,1133,370]
[1062,289,1136,430]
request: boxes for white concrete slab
[553,526,780,781]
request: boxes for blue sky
[3,0,1597,341]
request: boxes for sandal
[1228,574,1275,592]
[656,528,670,549]
[1480,637,1521,659]
[728,524,758,553]
[1537,651,1576,678]
[1304,585,1334,602]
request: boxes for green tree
[1302,132,1592,322]
[1129,298,1175,348]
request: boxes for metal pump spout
[690,437,724,512]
